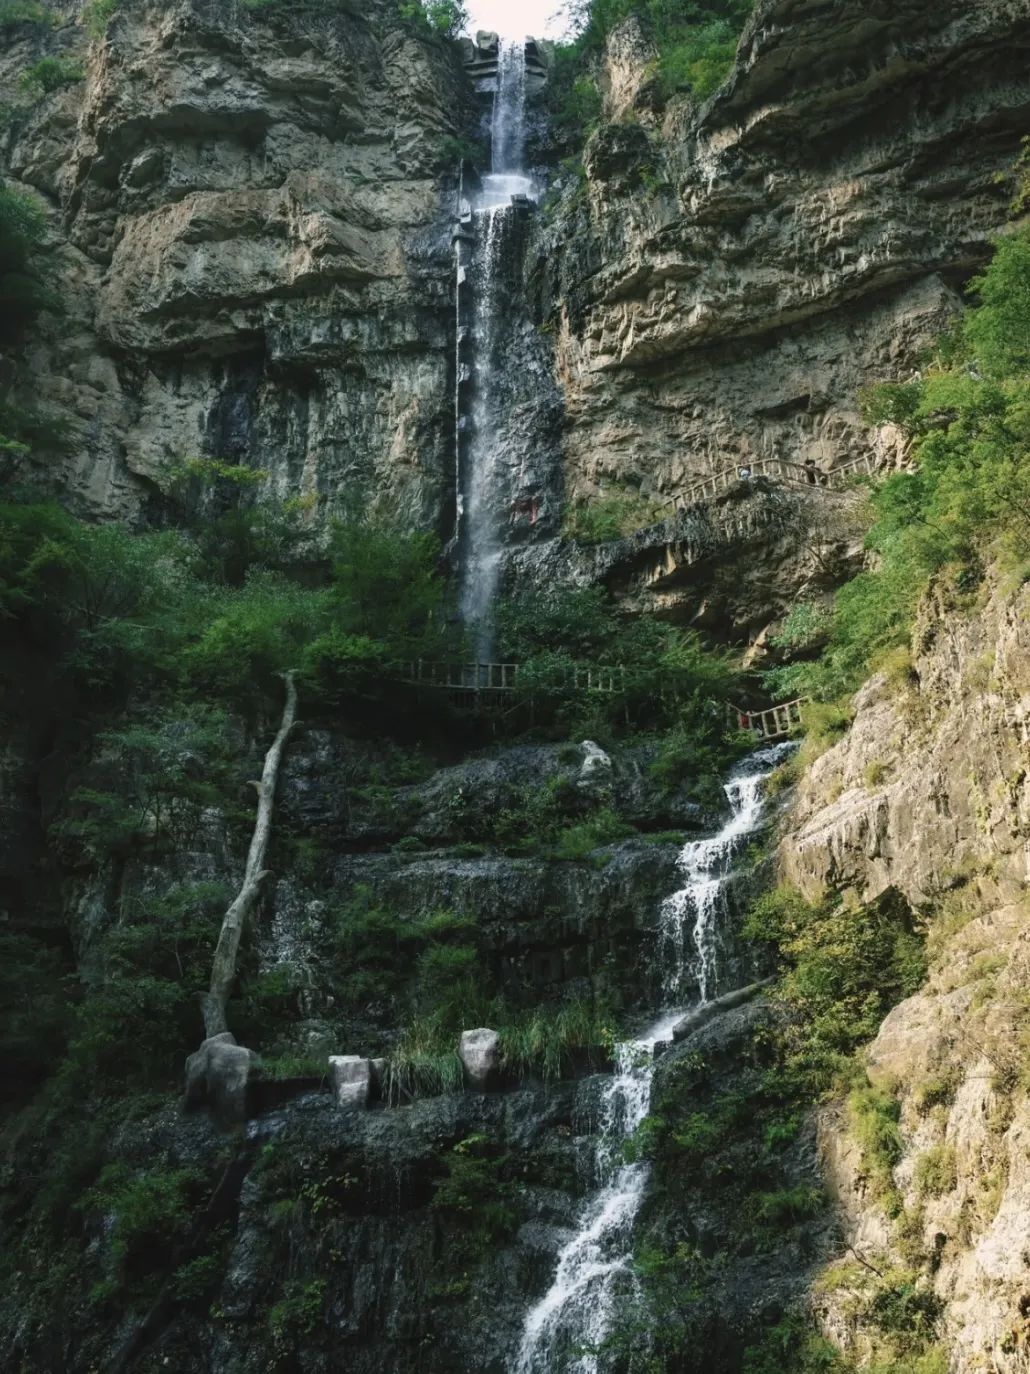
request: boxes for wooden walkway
[400,660,625,694]
[656,452,878,517]
[399,661,807,739]
[724,697,808,741]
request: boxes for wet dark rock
[185,1033,258,1125]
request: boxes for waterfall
[457,38,536,661]
[512,743,795,1374]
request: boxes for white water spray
[458,39,537,660]
[512,743,795,1373]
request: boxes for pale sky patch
[466,0,570,40]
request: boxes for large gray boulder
[329,1055,373,1109]
[577,740,613,792]
[184,1032,256,1123]
[459,1028,501,1092]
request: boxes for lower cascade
[513,743,795,1373]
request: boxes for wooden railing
[725,697,808,741]
[398,661,626,694]
[656,452,879,518]
[399,662,808,738]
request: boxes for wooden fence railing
[725,697,808,741]
[399,661,626,694]
[656,452,878,517]
[399,661,809,738]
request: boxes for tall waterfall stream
[459,43,794,1370]
[513,743,795,1372]
[458,38,537,659]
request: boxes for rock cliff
[781,567,1030,1370]
[1,0,470,526]
[4,2,1030,1372]
[537,0,1030,513]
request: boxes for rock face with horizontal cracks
[534,0,1030,511]
[780,571,1030,1370]
[510,477,867,640]
[0,0,472,526]
[783,574,1030,908]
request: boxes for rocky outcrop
[1,0,472,526]
[780,569,1030,1370]
[536,0,1030,515]
[784,572,1030,907]
[510,475,867,640]
[185,1031,257,1123]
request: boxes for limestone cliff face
[780,571,1030,1370]
[1,0,470,526]
[537,0,1030,511]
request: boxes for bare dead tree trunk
[202,672,298,1039]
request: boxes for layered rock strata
[782,570,1030,1370]
[537,0,1030,511]
[1,0,471,526]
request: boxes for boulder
[369,1057,388,1101]
[578,740,613,792]
[184,1032,256,1123]
[459,1028,501,1092]
[329,1055,373,1109]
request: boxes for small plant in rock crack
[269,1277,328,1345]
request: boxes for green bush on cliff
[554,0,753,123]
[768,226,1030,705]
[0,1,51,32]
[20,57,84,97]
[744,886,926,1084]
[399,0,467,39]
[498,585,739,738]
[0,181,49,312]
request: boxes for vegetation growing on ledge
[766,227,1030,706]
[548,0,755,147]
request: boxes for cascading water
[458,39,537,661]
[513,743,795,1374]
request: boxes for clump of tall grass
[500,1000,614,1082]
[385,1018,465,1105]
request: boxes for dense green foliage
[0,0,51,30]
[548,0,754,145]
[766,228,1030,704]
[20,56,83,97]
[564,488,666,543]
[399,0,467,37]
[0,179,74,465]
[0,182,54,441]
[497,584,739,740]
[0,498,454,716]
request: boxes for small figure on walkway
[803,458,818,486]
[738,465,752,481]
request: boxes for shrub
[20,57,83,97]
[400,0,467,38]
[430,1133,517,1263]
[80,1163,205,1289]
[269,1277,327,1342]
[745,885,926,1093]
[849,1080,904,1211]
[913,1145,957,1199]
[749,1185,824,1231]
[82,0,120,36]
[0,183,55,346]
[564,490,664,543]
[0,1,49,30]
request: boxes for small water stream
[513,743,794,1373]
